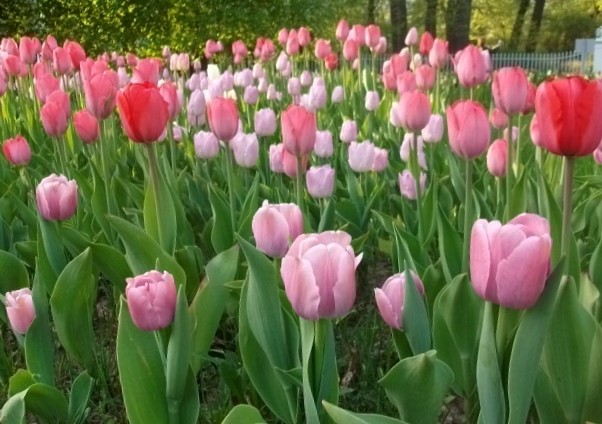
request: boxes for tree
[445,0,473,52]
[425,0,438,36]
[508,0,531,49]
[525,0,546,51]
[390,0,408,51]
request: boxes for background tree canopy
[1,0,600,56]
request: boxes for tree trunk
[367,0,376,23]
[525,0,545,52]
[425,0,438,36]
[509,0,531,50]
[445,0,473,53]
[390,0,408,51]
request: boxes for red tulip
[281,104,317,157]
[419,32,434,56]
[207,97,239,143]
[117,82,169,143]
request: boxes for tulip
[535,76,602,157]
[46,90,71,118]
[421,114,444,143]
[257,77,268,93]
[429,38,448,68]
[446,100,490,159]
[36,174,78,221]
[315,39,331,59]
[454,45,488,88]
[503,126,519,143]
[207,97,239,143]
[470,214,552,309]
[278,28,289,45]
[4,288,35,334]
[176,53,189,71]
[331,86,344,103]
[126,270,177,331]
[343,39,359,62]
[415,64,436,91]
[159,81,181,120]
[254,108,277,136]
[373,37,387,55]
[19,36,37,64]
[325,53,339,71]
[187,89,206,127]
[314,130,334,158]
[243,85,259,105]
[298,27,311,46]
[269,143,285,173]
[2,135,31,166]
[73,110,100,144]
[117,67,129,88]
[594,149,602,165]
[349,141,376,172]
[419,32,434,56]
[405,27,419,46]
[351,25,366,46]
[372,148,389,172]
[340,120,357,143]
[374,271,424,329]
[64,40,86,70]
[336,20,350,42]
[231,133,259,168]
[3,55,22,77]
[117,82,169,143]
[192,130,218,159]
[276,52,289,72]
[287,77,301,96]
[286,30,300,56]
[530,114,541,147]
[492,67,529,116]
[306,165,335,198]
[234,69,253,87]
[131,59,160,85]
[309,79,327,110]
[399,170,427,200]
[267,84,282,101]
[252,201,303,257]
[397,91,431,132]
[400,134,427,169]
[365,25,381,49]
[40,101,69,137]
[490,108,509,130]
[486,139,507,177]
[52,47,72,75]
[2,38,18,56]
[282,149,307,178]
[84,72,118,120]
[281,231,362,320]
[522,82,536,114]
[365,91,380,112]
[396,70,416,95]
[281,104,317,156]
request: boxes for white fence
[490,51,592,74]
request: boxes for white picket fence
[490,51,592,74]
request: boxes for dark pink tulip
[64,40,86,70]
[2,135,31,166]
[343,39,358,62]
[232,40,248,58]
[522,82,536,114]
[252,201,303,258]
[419,32,434,55]
[278,28,289,45]
[336,19,350,42]
[454,44,488,88]
[34,73,60,103]
[325,53,338,71]
[84,71,118,120]
[19,36,37,64]
[46,90,70,118]
[282,149,307,178]
[286,30,300,56]
[131,58,160,85]
[126,52,138,67]
[352,24,366,46]
[397,90,431,132]
[470,214,552,309]
[281,104,317,156]
[492,67,529,115]
[126,271,177,331]
[281,231,362,320]
[159,81,181,120]
[40,100,69,137]
[73,110,100,144]
[396,70,416,95]
[3,55,23,77]
[41,35,58,62]
[375,271,424,329]
[5,288,35,334]
[489,107,509,130]
[486,139,507,177]
[36,174,78,221]
[52,47,72,75]
[2,38,19,56]
[446,100,490,159]
[415,64,436,91]
[207,97,239,143]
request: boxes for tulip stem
[391,328,412,361]
[505,116,514,218]
[296,156,304,210]
[561,156,574,265]
[409,133,424,242]
[515,114,523,171]
[145,144,167,250]
[225,147,237,235]
[462,160,474,274]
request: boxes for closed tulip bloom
[73,110,99,144]
[373,37,387,55]
[267,84,282,101]
[325,53,339,71]
[3,135,31,166]
[405,27,419,46]
[2,38,19,56]
[396,70,417,95]
[415,64,436,91]
[287,77,301,96]
[447,100,490,159]
[286,30,300,56]
[85,72,118,120]
[4,55,24,77]
[117,67,129,88]
[314,130,334,157]
[343,39,359,62]
[234,69,253,87]
[372,148,389,172]
[278,28,290,45]
[269,143,285,173]
[46,90,70,118]
[397,90,432,132]
[19,36,37,64]
[243,85,259,105]
[52,47,72,75]
[486,139,507,177]
[336,19,350,42]
[231,133,259,168]
[470,214,552,309]
[399,170,426,200]
[298,27,312,46]
[126,270,177,331]
[281,231,362,320]
[389,102,403,128]
[117,82,169,143]
[252,63,264,79]
[64,40,85,70]
[351,24,366,46]
[490,107,509,130]
[419,32,434,56]
[187,89,206,126]
[131,59,160,85]
[365,25,381,48]
[158,81,181,120]
[193,131,219,159]
[331,85,344,103]
[5,288,35,334]
[176,53,189,71]
[276,52,289,72]
[535,76,602,157]
[36,174,78,221]
[281,104,317,156]
[400,134,427,169]
[374,271,424,329]
[309,79,327,110]
[207,97,239,143]
[492,67,529,115]
[254,108,277,136]
[455,45,488,88]
[40,101,69,137]
[522,82,536,114]
[421,113,444,143]
[349,140,376,172]
[340,120,357,143]
[307,165,335,198]
[365,90,380,112]
[504,126,519,143]
[315,39,332,59]
[257,77,268,93]
[253,200,303,258]
[428,39,448,68]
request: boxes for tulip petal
[470,220,494,301]
[281,257,320,320]
[375,288,400,329]
[332,249,357,318]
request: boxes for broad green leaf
[68,371,94,424]
[1,383,68,423]
[221,404,266,424]
[437,206,462,283]
[318,198,336,232]
[300,319,320,424]
[8,369,36,396]
[37,215,67,283]
[209,185,234,252]
[143,167,177,254]
[0,393,25,424]
[589,238,602,296]
[90,243,132,293]
[116,298,169,424]
[403,267,431,355]
[505,167,528,220]
[0,250,29,294]
[322,401,407,424]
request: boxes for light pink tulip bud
[405,27,419,46]
[287,77,301,96]
[281,231,362,320]
[176,53,189,72]
[267,84,280,101]
[2,135,31,166]
[220,71,234,91]
[365,25,381,49]
[349,140,376,172]
[234,69,253,88]
[492,67,529,116]
[365,90,380,112]
[169,53,178,71]
[415,64,436,91]
[397,90,431,132]
[243,85,259,105]
[194,130,219,159]
[336,20,350,42]
[307,165,335,198]
[300,94,313,112]
[278,28,290,45]
[447,100,490,159]
[300,70,313,87]
[36,174,78,221]
[594,149,602,165]
[163,46,172,59]
[41,35,57,62]
[454,45,488,88]
[281,104,317,156]
[490,108,509,130]
[286,30,300,56]
[187,89,206,126]
[331,85,344,103]
[269,143,285,173]
[375,271,424,329]
[428,38,448,68]
[470,214,552,309]
[340,120,357,143]
[257,78,268,93]
[487,139,507,177]
[389,102,403,128]
[126,270,177,331]
[503,126,519,143]
[250,63,263,80]
[372,148,389,172]
[352,25,366,46]
[343,39,359,62]
[399,170,426,200]
[315,39,332,60]
[73,110,99,144]
[253,200,303,258]
[254,108,277,136]
[5,288,35,334]
[400,133,427,169]
[276,52,289,72]
[314,130,334,158]
[172,123,185,142]
[421,114,444,143]
[231,133,259,168]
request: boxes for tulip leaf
[0,250,29,294]
[0,393,25,424]
[116,298,169,424]
[37,216,66,290]
[8,369,36,396]
[300,318,320,424]
[379,350,453,424]
[221,404,266,424]
[403,267,431,355]
[589,237,602,296]
[322,401,407,424]
[50,248,97,372]
[508,260,564,424]
[505,167,528,221]
[345,168,365,219]
[237,174,260,239]
[89,243,132,293]
[90,163,114,242]
[437,205,463,283]
[209,185,234,253]
[421,179,438,244]
[318,197,336,232]
[68,371,94,424]
[1,382,68,423]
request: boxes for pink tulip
[282,149,307,178]
[349,140,376,172]
[2,38,19,56]
[193,131,220,159]
[594,149,602,165]
[46,90,71,118]
[428,39,448,68]
[415,64,436,91]
[36,174,78,221]
[447,100,490,159]
[306,165,335,198]
[400,134,427,169]
[336,20,350,41]
[231,133,259,168]
[2,135,31,166]
[126,270,177,331]
[3,55,24,77]
[131,59,160,85]
[281,231,362,320]
[309,79,327,109]
[232,40,248,58]
[253,201,303,258]
[84,71,118,120]
[343,39,359,62]
[373,37,387,55]
[530,114,541,147]
[331,86,344,103]
[325,53,339,71]
[314,130,334,158]
[73,110,99,144]
[503,126,519,143]
[298,27,312,47]
[34,72,60,103]
[372,148,389,172]
[365,25,381,49]
[405,27,419,46]
[421,114,444,143]
[374,271,424,329]
[159,81,181,120]
[340,120,357,143]
[64,40,86,70]
[397,90,432,132]
[470,214,552,309]
[52,47,72,75]
[187,89,206,127]
[365,90,380,112]
[254,108,277,136]
[270,143,285,173]
[19,36,37,64]
[207,97,239,143]
[315,39,332,59]
[278,28,290,45]
[522,83,536,114]
[399,170,426,200]
[281,104,317,156]
[486,139,508,177]
[396,70,417,95]
[40,101,69,137]
[117,67,129,88]
[5,288,35,334]
[490,108,509,130]
[351,25,366,46]
[454,45,488,88]
[41,35,57,62]
[243,85,259,105]
[492,67,529,115]
[286,30,300,56]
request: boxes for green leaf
[50,249,97,372]
[116,298,169,424]
[90,243,132,293]
[68,371,94,424]
[209,185,234,252]
[379,350,453,424]
[1,383,68,423]
[221,404,266,424]
[437,206,463,283]
[300,319,320,424]
[37,215,67,283]
[402,267,431,355]
[8,369,36,396]
[318,198,336,232]
[588,237,602,296]
[0,393,25,424]
[0,250,29,294]
[143,168,177,254]
[505,167,528,220]
[322,401,407,424]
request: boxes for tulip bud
[374,271,424,329]
[231,133,259,168]
[400,134,427,169]
[117,82,169,143]
[73,110,100,144]
[405,27,419,46]
[126,270,177,331]
[490,108,509,130]
[252,200,303,257]
[454,45,488,88]
[269,143,285,173]
[492,67,529,116]
[415,64,436,91]
[336,20,350,42]
[243,85,259,105]
[254,108,276,137]
[365,25,381,49]
[419,32,434,55]
[365,91,380,112]
[207,97,239,143]
[399,170,426,200]
[282,149,307,178]
[486,139,508,177]
[278,28,289,45]
[340,120,357,143]
[421,114,444,143]
[314,130,334,158]
[446,100,490,159]
[349,140,376,172]
[306,165,335,198]
[331,85,344,103]
[36,174,78,221]
[343,39,359,62]
[40,101,69,138]
[429,39,448,68]
[300,70,313,87]
[194,130,220,159]
[5,288,36,334]
[372,148,389,172]
[397,90,431,132]
[594,149,602,165]
[315,39,331,60]
[281,104,317,156]
[2,135,31,166]
[503,126,519,143]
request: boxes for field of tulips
[2,20,602,424]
